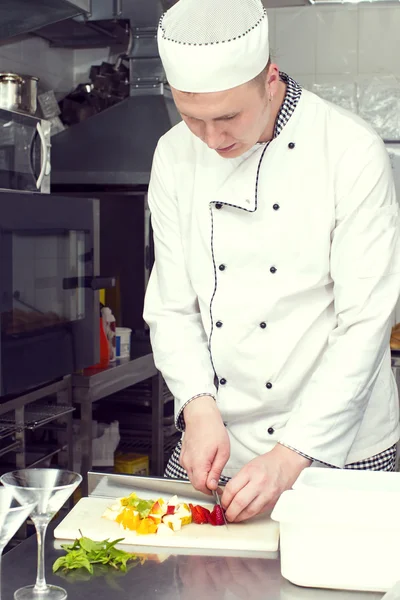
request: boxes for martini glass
[1,469,82,600]
[0,488,36,600]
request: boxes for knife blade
[212,489,229,528]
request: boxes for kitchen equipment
[0,108,50,193]
[0,74,23,113]
[20,75,39,116]
[54,473,280,554]
[293,466,400,493]
[382,582,400,600]
[212,489,228,528]
[0,0,88,43]
[1,469,82,600]
[0,74,38,116]
[272,468,400,593]
[0,190,116,396]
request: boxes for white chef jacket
[143,87,400,476]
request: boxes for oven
[0,190,113,395]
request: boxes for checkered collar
[273,72,302,139]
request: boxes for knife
[212,489,229,528]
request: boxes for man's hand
[221,444,311,523]
[181,396,230,494]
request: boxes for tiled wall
[267,4,400,88]
[0,36,74,96]
[73,48,112,87]
[266,3,400,325]
[0,5,399,99]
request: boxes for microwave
[0,108,51,194]
[0,190,114,396]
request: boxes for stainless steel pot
[0,73,23,112]
[20,74,39,115]
[0,72,38,115]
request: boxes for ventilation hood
[51,89,180,187]
[52,0,176,188]
[0,0,89,42]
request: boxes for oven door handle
[35,122,48,190]
[63,276,116,290]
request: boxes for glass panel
[1,230,86,336]
[0,111,39,192]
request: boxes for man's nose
[204,122,222,150]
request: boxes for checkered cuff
[278,442,334,467]
[175,393,217,432]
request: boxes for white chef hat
[157,0,270,93]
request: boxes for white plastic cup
[115,327,132,359]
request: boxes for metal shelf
[0,403,75,431]
[106,379,173,408]
[0,440,21,459]
[25,444,68,468]
[118,431,180,456]
[0,423,19,440]
[120,419,177,438]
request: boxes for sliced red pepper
[166,505,175,515]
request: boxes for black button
[266,382,273,389]
[215,203,222,209]
[273,204,280,211]
[288,142,295,149]
[220,378,227,385]
[219,264,226,271]
[268,427,274,435]
[260,322,267,329]
[216,321,223,328]
[270,266,277,274]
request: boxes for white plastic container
[272,468,400,593]
[115,327,132,358]
[294,466,400,494]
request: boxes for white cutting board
[54,497,280,553]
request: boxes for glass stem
[0,547,5,600]
[34,521,49,593]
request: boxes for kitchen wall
[0,36,75,96]
[73,48,113,87]
[266,3,400,324]
[267,3,400,89]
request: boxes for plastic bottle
[101,306,117,362]
[86,307,109,370]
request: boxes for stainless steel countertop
[1,523,385,600]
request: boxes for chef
[143,0,400,523]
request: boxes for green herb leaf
[53,557,67,573]
[79,537,103,554]
[53,536,139,577]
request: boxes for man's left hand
[221,444,311,523]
